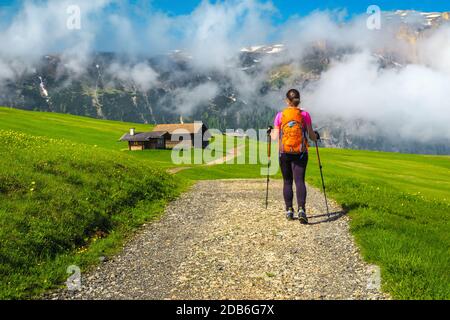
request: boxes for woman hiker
[271,89,319,224]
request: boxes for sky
[1,0,448,52]
[1,0,449,23]
[151,0,450,17]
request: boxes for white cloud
[305,52,450,142]
[107,62,159,91]
[173,82,219,115]
[418,25,450,74]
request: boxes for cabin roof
[119,131,169,142]
[152,123,206,134]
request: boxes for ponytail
[286,89,300,107]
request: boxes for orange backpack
[280,107,308,154]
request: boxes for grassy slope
[0,107,236,168]
[1,107,449,299]
[0,107,178,169]
[305,149,450,299]
[0,108,188,298]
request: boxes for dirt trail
[50,179,388,300]
[166,145,245,174]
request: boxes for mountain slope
[1,10,449,155]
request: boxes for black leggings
[279,153,308,211]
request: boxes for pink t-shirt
[274,109,312,129]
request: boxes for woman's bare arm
[271,127,279,141]
[307,123,317,143]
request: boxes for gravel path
[49,179,389,300]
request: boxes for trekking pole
[265,126,273,209]
[314,132,330,219]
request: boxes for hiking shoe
[298,208,308,224]
[286,208,294,220]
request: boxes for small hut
[152,122,210,149]
[119,128,170,151]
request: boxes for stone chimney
[130,128,135,136]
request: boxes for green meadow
[0,107,449,299]
[0,130,186,299]
[306,149,450,299]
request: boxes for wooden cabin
[119,129,171,151]
[119,123,210,151]
[152,122,210,149]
